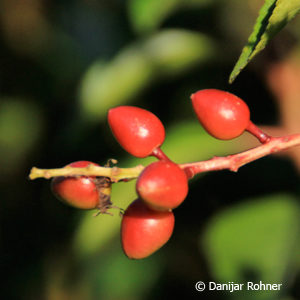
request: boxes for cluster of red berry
[51,89,266,259]
[108,105,189,259]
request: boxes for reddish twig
[181,134,300,178]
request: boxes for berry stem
[29,164,144,182]
[246,121,271,144]
[151,147,172,161]
[29,133,300,181]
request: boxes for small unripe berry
[136,161,188,210]
[108,106,165,158]
[191,89,250,140]
[121,199,175,259]
[51,161,100,209]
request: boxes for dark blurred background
[0,0,300,299]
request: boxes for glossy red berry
[191,89,250,140]
[108,106,165,158]
[51,161,100,209]
[121,199,175,259]
[136,161,188,210]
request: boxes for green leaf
[88,246,162,299]
[0,98,43,175]
[128,0,178,34]
[79,29,216,122]
[229,0,300,83]
[128,0,213,35]
[202,195,300,288]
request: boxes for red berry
[191,89,250,140]
[51,161,100,209]
[136,161,188,210]
[121,199,175,259]
[108,106,165,158]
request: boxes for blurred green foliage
[128,0,214,34]
[0,1,299,300]
[0,98,43,175]
[203,194,300,299]
[79,29,216,121]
